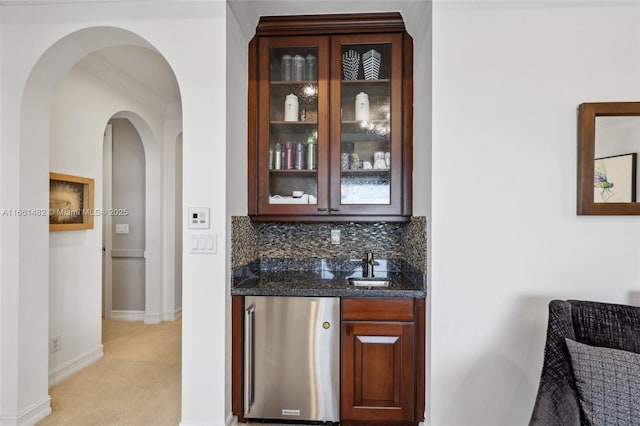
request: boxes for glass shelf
[271,80,318,85]
[341,169,389,174]
[270,121,318,125]
[269,169,317,174]
[341,79,390,84]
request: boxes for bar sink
[348,277,391,288]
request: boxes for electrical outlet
[331,229,341,245]
[50,336,60,353]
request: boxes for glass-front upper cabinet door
[257,36,329,215]
[330,33,404,215]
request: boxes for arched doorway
[16,27,182,422]
[103,116,147,321]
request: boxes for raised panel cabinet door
[341,321,415,422]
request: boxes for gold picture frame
[49,172,94,231]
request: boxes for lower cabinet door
[341,321,415,422]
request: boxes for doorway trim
[103,123,114,320]
[111,110,164,324]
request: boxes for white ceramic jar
[284,94,299,122]
[355,92,370,121]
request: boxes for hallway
[38,319,181,426]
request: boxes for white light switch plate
[115,224,129,234]
[190,234,217,255]
[331,229,340,244]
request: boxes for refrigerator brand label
[282,409,301,416]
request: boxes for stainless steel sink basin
[348,278,391,288]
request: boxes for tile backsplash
[231,216,427,273]
[403,216,427,272]
[231,216,259,268]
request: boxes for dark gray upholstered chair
[529,299,640,426]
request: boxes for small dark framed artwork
[594,153,637,203]
[49,172,95,231]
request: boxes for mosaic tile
[403,216,427,272]
[231,216,259,269]
[231,216,427,274]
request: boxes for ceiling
[77,45,181,107]
[227,0,430,41]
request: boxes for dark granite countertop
[231,258,426,298]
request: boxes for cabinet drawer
[342,298,414,321]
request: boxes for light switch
[115,224,129,234]
[190,234,217,255]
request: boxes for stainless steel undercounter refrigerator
[243,295,340,422]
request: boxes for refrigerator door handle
[244,304,256,415]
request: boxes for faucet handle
[365,252,375,278]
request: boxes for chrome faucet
[366,252,375,278]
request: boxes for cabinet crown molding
[256,12,406,36]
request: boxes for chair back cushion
[565,338,640,426]
[570,300,640,353]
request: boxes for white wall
[110,118,146,312]
[175,133,183,313]
[431,2,640,425]
[225,4,249,418]
[163,108,183,321]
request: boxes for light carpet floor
[38,318,182,426]
[37,317,302,426]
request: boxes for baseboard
[110,310,181,323]
[144,308,182,324]
[111,310,144,321]
[176,414,232,426]
[0,396,52,426]
[144,312,161,324]
[19,397,52,426]
[48,345,104,388]
[179,420,227,426]
[226,414,238,426]
[162,307,183,322]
